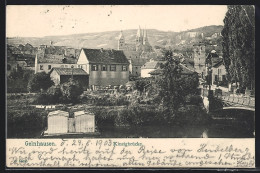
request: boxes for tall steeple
[143,27,148,45]
[118,30,125,50]
[119,30,124,39]
[136,25,143,44]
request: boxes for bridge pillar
[208,90,214,112]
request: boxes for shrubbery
[27,72,54,92]
[7,108,47,138]
[33,79,84,104]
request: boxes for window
[48,65,51,70]
[110,65,116,71]
[91,65,98,71]
[40,65,43,70]
[122,65,127,71]
[101,65,107,71]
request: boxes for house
[211,60,227,86]
[35,54,77,74]
[149,63,196,79]
[77,48,129,89]
[49,67,89,88]
[205,50,227,86]
[129,58,147,76]
[141,60,161,78]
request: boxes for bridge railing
[200,87,255,108]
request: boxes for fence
[201,88,255,108]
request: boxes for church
[117,26,153,53]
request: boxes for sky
[6,5,227,37]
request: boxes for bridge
[201,87,255,112]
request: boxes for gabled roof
[149,64,196,75]
[180,64,196,74]
[37,54,76,64]
[82,48,129,64]
[50,67,88,76]
[213,60,224,68]
[149,68,163,75]
[131,58,147,66]
[207,52,219,59]
[141,61,160,69]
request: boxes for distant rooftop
[141,61,160,69]
[50,67,88,76]
[37,54,76,64]
[82,48,129,64]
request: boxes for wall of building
[76,50,89,73]
[50,70,61,85]
[88,64,129,86]
[193,45,206,77]
[141,68,154,78]
[212,64,227,85]
[132,65,142,76]
[35,63,76,74]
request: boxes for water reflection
[98,119,254,138]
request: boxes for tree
[8,66,23,80]
[60,79,84,103]
[222,5,255,90]
[158,50,199,120]
[135,79,149,94]
[27,72,54,92]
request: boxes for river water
[98,119,254,138]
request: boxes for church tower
[136,26,143,44]
[143,28,148,45]
[193,43,206,78]
[118,30,125,50]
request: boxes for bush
[7,108,47,138]
[185,94,203,106]
[27,72,54,92]
[33,93,51,105]
[175,105,209,125]
[47,85,62,103]
[60,79,84,103]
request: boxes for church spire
[119,30,124,40]
[136,25,143,44]
[136,25,142,38]
[143,27,148,44]
[118,30,125,50]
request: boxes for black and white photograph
[6,5,255,139]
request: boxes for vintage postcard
[6,5,255,168]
